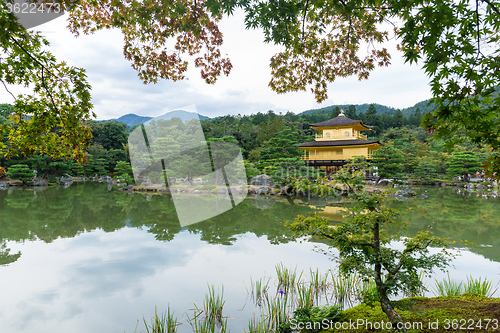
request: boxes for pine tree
[331,106,341,118]
[6,164,33,184]
[446,151,482,182]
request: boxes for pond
[0,183,499,332]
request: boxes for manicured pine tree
[372,146,405,180]
[446,151,482,182]
[6,164,33,184]
[415,160,438,181]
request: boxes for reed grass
[261,291,290,332]
[249,277,270,307]
[204,285,225,325]
[141,306,179,333]
[330,271,360,308]
[309,268,329,294]
[187,285,229,333]
[433,273,464,296]
[464,275,496,297]
[245,314,269,333]
[296,282,315,308]
[275,263,302,293]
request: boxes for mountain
[299,99,436,117]
[148,110,210,123]
[103,110,210,128]
[108,114,153,128]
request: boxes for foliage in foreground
[285,162,455,330]
[332,294,500,333]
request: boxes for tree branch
[10,35,59,113]
[1,80,16,101]
[384,239,433,275]
[481,0,500,16]
[301,0,310,41]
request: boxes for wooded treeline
[0,102,493,183]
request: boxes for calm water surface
[0,183,499,332]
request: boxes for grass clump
[138,306,179,333]
[433,274,497,297]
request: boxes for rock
[395,189,416,197]
[143,176,152,186]
[250,174,274,186]
[256,186,271,195]
[0,182,7,188]
[127,185,134,191]
[377,179,392,186]
[476,184,485,191]
[193,190,201,194]
[420,194,429,199]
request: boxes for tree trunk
[374,221,406,332]
[463,173,470,183]
[374,268,407,332]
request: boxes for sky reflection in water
[0,184,499,332]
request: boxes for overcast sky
[1,11,432,120]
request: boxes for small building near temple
[297,110,382,173]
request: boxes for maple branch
[10,35,59,113]
[40,67,58,113]
[9,36,57,80]
[301,0,310,40]
[476,0,482,61]
[1,80,16,100]
[384,239,433,276]
[481,0,500,16]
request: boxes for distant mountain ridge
[102,110,210,127]
[299,99,435,117]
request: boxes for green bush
[280,305,341,333]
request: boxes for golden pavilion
[297,109,382,173]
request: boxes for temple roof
[309,110,373,129]
[296,139,381,148]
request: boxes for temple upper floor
[309,109,373,142]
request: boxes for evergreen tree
[372,146,405,180]
[6,164,33,184]
[415,161,438,181]
[392,109,405,127]
[259,128,302,161]
[331,106,341,118]
[446,151,482,182]
[346,105,357,119]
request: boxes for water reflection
[0,183,316,265]
[0,184,499,333]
